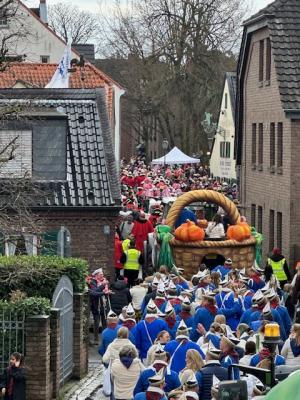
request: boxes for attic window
[78,116,85,124]
[0,17,7,27]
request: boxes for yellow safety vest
[267,257,287,281]
[124,249,140,270]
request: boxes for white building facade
[210,72,237,180]
[3,0,78,63]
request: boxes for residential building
[235,0,300,266]
[0,88,121,275]
[210,72,237,180]
[3,0,78,63]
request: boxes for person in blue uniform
[134,344,180,395]
[164,302,178,340]
[196,347,228,400]
[219,336,240,380]
[190,293,220,341]
[215,287,242,331]
[177,296,194,329]
[134,299,169,361]
[175,207,197,229]
[250,345,285,367]
[268,290,292,340]
[134,370,167,400]
[98,310,120,356]
[212,258,233,280]
[247,266,265,291]
[164,320,205,374]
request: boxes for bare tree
[48,2,100,44]
[98,0,248,154]
[0,0,31,68]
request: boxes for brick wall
[240,27,292,264]
[37,209,119,277]
[290,119,300,265]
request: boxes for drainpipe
[113,85,125,173]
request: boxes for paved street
[65,340,105,400]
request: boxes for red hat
[273,248,281,255]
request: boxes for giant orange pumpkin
[227,222,252,242]
[175,220,205,242]
[197,219,208,229]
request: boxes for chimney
[39,0,48,24]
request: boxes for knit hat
[176,320,190,340]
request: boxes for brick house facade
[235,0,300,266]
[0,88,121,277]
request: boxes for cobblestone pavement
[64,342,106,400]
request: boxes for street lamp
[162,139,169,169]
[263,323,282,388]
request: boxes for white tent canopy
[151,146,200,165]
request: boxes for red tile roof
[0,62,123,120]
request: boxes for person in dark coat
[110,276,132,316]
[196,348,227,400]
[0,353,26,400]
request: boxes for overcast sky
[24,0,274,14]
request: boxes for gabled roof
[235,0,300,164]
[0,88,121,209]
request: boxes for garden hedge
[0,256,88,300]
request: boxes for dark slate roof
[0,88,121,208]
[235,0,300,164]
[226,72,237,120]
[72,44,95,63]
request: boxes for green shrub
[0,297,51,316]
[0,256,88,299]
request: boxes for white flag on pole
[45,43,71,88]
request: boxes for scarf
[152,361,167,372]
[170,298,181,306]
[204,304,218,315]
[179,311,191,321]
[221,349,239,363]
[165,315,177,329]
[255,303,265,312]
[251,274,262,284]
[154,298,165,309]
[198,281,208,288]
[270,300,278,309]
[290,338,300,357]
[7,367,14,397]
[120,355,134,369]
[258,348,271,361]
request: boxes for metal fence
[0,310,25,374]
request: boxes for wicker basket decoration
[166,190,256,278]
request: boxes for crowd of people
[85,157,300,400]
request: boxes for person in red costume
[131,211,154,252]
[115,232,123,279]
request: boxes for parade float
[164,190,257,278]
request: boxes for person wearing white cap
[98,310,120,357]
[141,275,161,314]
[196,346,227,400]
[164,320,205,374]
[134,343,181,395]
[121,303,138,332]
[215,280,243,332]
[164,302,178,339]
[133,369,167,400]
[268,289,292,340]
[134,299,169,362]
[239,290,286,338]
[177,297,194,330]
[211,258,233,280]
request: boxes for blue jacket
[134,366,181,395]
[175,208,197,228]
[190,307,219,341]
[134,393,167,400]
[196,361,228,400]
[212,265,231,279]
[215,292,243,331]
[240,307,286,339]
[275,305,292,340]
[134,318,169,359]
[247,278,265,292]
[220,352,240,380]
[98,325,120,356]
[238,292,254,311]
[250,353,285,367]
[164,339,205,373]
